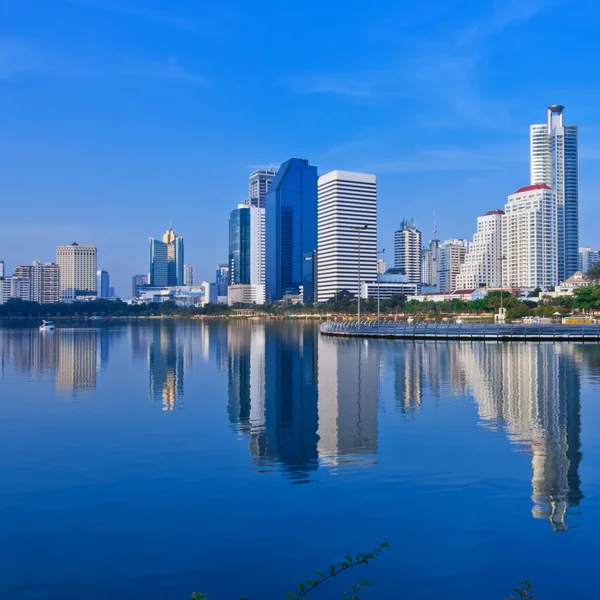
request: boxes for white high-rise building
[0,260,5,278]
[437,240,468,293]
[502,184,558,290]
[14,260,60,304]
[455,210,504,290]
[248,169,277,208]
[56,243,97,301]
[530,105,578,280]
[421,239,440,287]
[249,206,265,286]
[579,247,600,274]
[394,218,422,284]
[183,264,195,287]
[0,276,31,303]
[317,170,377,302]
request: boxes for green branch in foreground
[285,541,390,600]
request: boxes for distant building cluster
[1,104,595,307]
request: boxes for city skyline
[2,2,600,295]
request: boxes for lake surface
[1,320,600,600]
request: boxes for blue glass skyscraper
[149,226,184,287]
[265,158,318,302]
[229,208,251,285]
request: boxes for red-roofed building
[504,184,558,290]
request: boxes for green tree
[587,262,600,283]
[573,286,600,313]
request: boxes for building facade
[578,247,599,274]
[394,218,422,284]
[0,276,31,303]
[14,260,60,304]
[56,243,97,301]
[248,169,277,208]
[455,210,504,290]
[149,226,184,287]
[216,263,229,297]
[530,105,578,280]
[421,239,440,287]
[437,240,468,293]
[227,284,266,305]
[502,184,558,290]
[96,269,110,298]
[317,170,377,302]
[131,274,148,299]
[265,158,318,302]
[0,260,4,278]
[183,264,195,287]
[229,205,264,287]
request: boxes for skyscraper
[455,210,504,290]
[131,274,148,299]
[579,247,600,274]
[14,260,60,303]
[502,184,558,290]
[183,264,195,287]
[530,105,578,280]
[56,243,97,301]
[317,170,377,302]
[149,225,184,287]
[229,204,264,286]
[265,158,318,302]
[96,269,110,298]
[216,263,229,297]
[248,169,277,207]
[394,218,422,284]
[0,260,5,278]
[437,240,468,293]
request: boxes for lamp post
[377,248,385,328]
[351,225,369,324]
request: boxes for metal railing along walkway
[319,321,600,342]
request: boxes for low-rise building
[227,284,265,306]
[361,270,419,300]
[413,288,487,303]
[539,272,593,301]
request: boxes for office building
[0,276,31,303]
[131,274,148,299]
[14,260,60,304]
[199,281,218,306]
[266,158,318,302]
[531,105,578,280]
[227,284,265,305]
[421,238,441,287]
[149,225,184,287]
[362,271,419,300]
[394,218,421,284]
[229,204,265,287]
[502,184,558,290]
[109,286,115,298]
[96,269,110,298]
[0,260,5,278]
[183,264,195,287]
[216,263,229,297]
[455,210,504,290]
[56,243,97,301]
[437,239,468,293]
[248,169,277,208]
[317,170,377,302]
[579,247,600,274]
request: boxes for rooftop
[484,209,505,216]
[513,183,551,195]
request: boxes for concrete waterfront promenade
[320,320,600,342]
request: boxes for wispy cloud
[129,56,208,85]
[281,74,380,98]
[64,0,236,37]
[364,143,526,174]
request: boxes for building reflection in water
[460,343,583,531]
[227,323,378,482]
[148,322,184,410]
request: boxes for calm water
[1,321,600,600]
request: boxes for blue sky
[1,0,600,295]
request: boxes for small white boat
[40,320,55,332]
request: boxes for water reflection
[0,322,595,530]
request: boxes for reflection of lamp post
[351,225,369,323]
[377,248,385,328]
[498,255,506,322]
